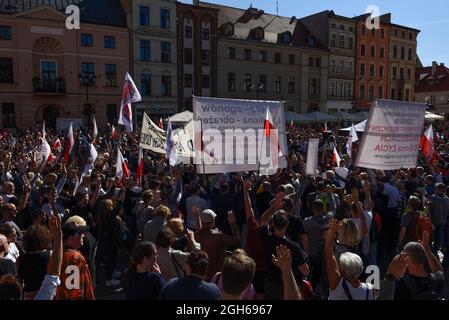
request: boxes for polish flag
[118,72,142,133]
[346,123,358,158]
[332,146,341,166]
[136,148,144,186]
[420,124,435,162]
[166,119,177,166]
[64,123,74,162]
[159,117,164,130]
[264,107,283,157]
[111,125,119,139]
[81,143,98,177]
[40,138,55,164]
[116,148,131,183]
[53,138,62,152]
[324,122,328,132]
[290,120,296,129]
[92,116,98,143]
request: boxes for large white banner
[193,96,287,174]
[306,139,319,176]
[139,113,195,158]
[355,99,426,170]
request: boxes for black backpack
[402,273,443,300]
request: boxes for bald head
[2,182,14,195]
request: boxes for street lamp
[78,73,97,125]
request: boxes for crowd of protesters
[0,119,449,300]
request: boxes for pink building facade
[0,4,129,129]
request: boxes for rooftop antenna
[276,1,279,16]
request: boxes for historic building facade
[0,1,129,129]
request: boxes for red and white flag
[159,117,164,130]
[81,143,98,177]
[264,107,283,157]
[332,146,341,166]
[420,124,435,162]
[111,125,119,139]
[53,138,62,152]
[40,139,55,164]
[324,122,328,132]
[92,116,98,143]
[136,148,144,186]
[290,120,296,129]
[118,72,142,133]
[116,148,131,183]
[64,123,74,162]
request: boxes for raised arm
[260,192,285,226]
[272,245,301,300]
[352,188,368,238]
[363,181,373,212]
[17,175,31,212]
[243,179,255,221]
[325,219,341,291]
[422,231,443,273]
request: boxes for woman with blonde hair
[166,218,201,251]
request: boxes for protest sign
[193,96,287,174]
[140,113,195,159]
[355,99,426,170]
[306,138,319,176]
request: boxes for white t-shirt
[352,211,373,255]
[329,278,375,300]
[5,242,20,263]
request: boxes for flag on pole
[420,124,435,162]
[64,123,74,162]
[346,123,359,158]
[53,138,62,151]
[92,116,98,143]
[42,121,46,140]
[111,125,119,139]
[290,120,296,129]
[166,119,177,166]
[116,148,131,183]
[81,143,98,176]
[136,148,144,187]
[159,117,164,130]
[118,72,142,133]
[332,146,341,166]
[264,106,283,157]
[324,122,328,132]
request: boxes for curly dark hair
[23,225,50,253]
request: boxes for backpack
[402,273,443,300]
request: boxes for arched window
[222,23,234,36]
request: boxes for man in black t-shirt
[393,237,444,300]
[260,210,309,300]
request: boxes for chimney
[193,0,199,6]
[290,16,296,24]
[432,61,437,75]
[440,63,445,67]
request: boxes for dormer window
[222,23,234,36]
[308,36,316,47]
[250,27,264,40]
[282,32,291,44]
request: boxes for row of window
[140,40,172,63]
[330,23,355,33]
[391,66,413,81]
[139,73,172,97]
[80,33,116,49]
[139,6,171,29]
[358,85,411,101]
[183,25,210,40]
[359,63,385,79]
[183,74,210,89]
[392,45,414,61]
[360,44,386,58]
[183,48,210,66]
[328,81,353,97]
[330,34,354,50]
[361,25,386,39]
[392,28,415,41]
[330,59,354,74]
[226,47,297,65]
[226,73,298,94]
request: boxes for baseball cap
[200,209,217,224]
[62,222,89,240]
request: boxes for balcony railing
[33,77,66,93]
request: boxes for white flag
[118,72,142,133]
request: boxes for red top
[244,216,266,271]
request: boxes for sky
[180,0,449,67]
